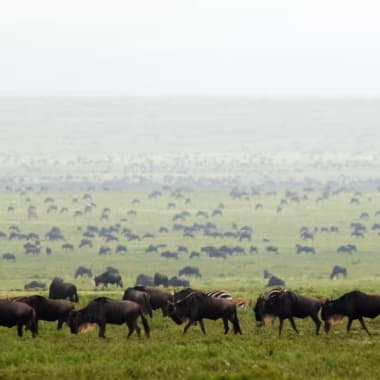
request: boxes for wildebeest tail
[140,309,150,338]
[29,308,38,337]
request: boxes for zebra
[206,290,232,301]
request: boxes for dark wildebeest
[94,272,123,288]
[0,300,38,337]
[178,266,202,279]
[168,291,242,335]
[74,266,93,279]
[168,276,190,287]
[49,278,79,302]
[2,253,15,262]
[105,266,119,276]
[68,297,150,338]
[134,286,172,316]
[135,274,155,287]
[13,295,74,330]
[329,265,347,280]
[122,288,153,318]
[154,272,169,287]
[266,275,285,287]
[321,290,380,335]
[254,288,323,336]
[24,281,46,290]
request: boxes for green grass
[1,189,380,379]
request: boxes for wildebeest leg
[183,320,193,334]
[278,319,284,336]
[57,319,64,330]
[17,323,23,337]
[98,323,106,338]
[199,319,206,335]
[311,315,321,335]
[346,318,353,333]
[358,317,371,336]
[223,318,229,334]
[289,317,299,334]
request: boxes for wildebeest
[0,300,38,337]
[2,253,15,262]
[254,289,323,336]
[154,272,169,287]
[68,297,150,338]
[13,295,74,330]
[168,276,190,287]
[24,281,46,290]
[168,291,242,335]
[134,286,172,316]
[321,290,380,335]
[94,272,123,288]
[74,266,93,279]
[178,266,202,278]
[329,265,347,280]
[49,278,79,302]
[122,288,153,318]
[266,275,285,287]
[135,274,155,287]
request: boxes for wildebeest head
[253,296,266,327]
[321,299,345,333]
[68,310,86,334]
[167,292,195,325]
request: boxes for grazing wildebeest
[94,272,123,288]
[135,274,155,287]
[254,289,323,336]
[189,251,200,259]
[62,243,74,251]
[13,295,74,330]
[178,266,202,279]
[134,286,172,316]
[168,291,242,335]
[321,290,380,335]
[329,265,347,280]
[46,247,52,256]
[122,288,153,318]
[161,251,178,259]
[0,300,37,337]
[168,276,190,287]
[74,266,93,279]
[49,278,79,302]
[2,253,15,262]
[154,272,169,287]
[68,298,150,338]
[24,281,46,290]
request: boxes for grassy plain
[1,189,380,379]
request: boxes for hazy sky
[1,0,380,96]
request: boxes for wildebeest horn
[175,292,196,305]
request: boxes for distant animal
[74,266,93,279]
[46,247,52,256]
[62,243,74,251]
[105,266,120,276]
[154,273,169,287]
[68,298,150,339]
[322,290,380,335]
[135,274,155,287]
[168,276,190,287]
[168,290,242,335]
[0,300,38,337]
[49,278,79,302]
[24,281,46,290]
[329,265,347,280]
[94,272,123,288]
[266,246,279,254]
[254,288,323,335]
[13,295,74,330]
[178,266,202,278]
[266,275,285,288]
[189,251,200,259]
[2,253,15,262]
[122,288,153,318]
[161,251,178,260]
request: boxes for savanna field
[1,183,380,380]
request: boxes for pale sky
[1,0,380,96]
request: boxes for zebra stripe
[206,290,232,300]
